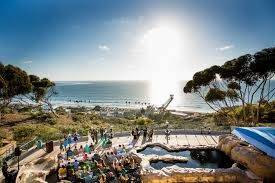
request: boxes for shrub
[36,125,62,141]
[93,105,101,111]
[55,106,67,115]
[13,124,62,142]
[135,118,153,126]
[13,125,36,142]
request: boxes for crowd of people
[56,128,141,183]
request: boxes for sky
[0,0,275,81]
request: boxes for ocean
[51,81,210,112]
[51,80,275,113]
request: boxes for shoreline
[53,104,211,116]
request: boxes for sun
[142,26,182,60]
[141,25,183,81]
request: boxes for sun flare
[142,25,183,82]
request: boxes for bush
[36,125,62,141]
[55,106,67,115]
[135,118,153,126]
[93,105,101,111]
[13,125,36,142]
[13,124,62,142]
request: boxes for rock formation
[16,157,57,183]
[218,135,275,182]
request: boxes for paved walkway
[112,134,219,147]
[0,134,219,182]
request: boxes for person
[94,129,98,144]
[63,137,68,150]
[148,129,154,139]
[66,147,74,158]
[59,140,64,152]
[109,128,113,139]
[83,153,88,161]
[109,152,117,163]
[143,127,147,138]
[2,161,9,179]
[100,128,104,138]
[73,159,79,170]
[73,132,79,145]
[90,157,97,170]
[89,143,95,152]
[67,134,72,146]
[84,144,91,154]
[165,129,171,138]
[91,129,95,142]
[78,145,84,154]
[135,127,140,137]
[103,128,107,141]
[58,165,67,180]
[73,146,78,156]
[57,152,63,160]
[122,144,127,153]
[131,129,136,140]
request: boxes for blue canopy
[232,127,275,158]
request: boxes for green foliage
[30,76,55,102]
[184,47,275,124]
[227,81,241,90]
[0,64,32,99]
[13,125,36,142]
[93,105,101,111]
[55,106,67,115]
[31,112,57,125]
[13,124,62,142]
[135,117,153,126]
[205,88,226,102]
[123,111,136,120]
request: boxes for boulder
[16,157,57,183]
[218,135,275,182]
[231,145,275,181]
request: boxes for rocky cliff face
[218,135,275,182]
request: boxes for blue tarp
[232,127,275,158]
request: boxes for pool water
[137,146,234,170]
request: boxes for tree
[0,63,32,118]
[28,76,57,116]
[0,63,56,117]
[184,47,275,125]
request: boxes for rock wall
[218,135,275,182]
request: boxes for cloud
[98,45,110,51]
[216,44,234,51]
[23,60,32,64]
